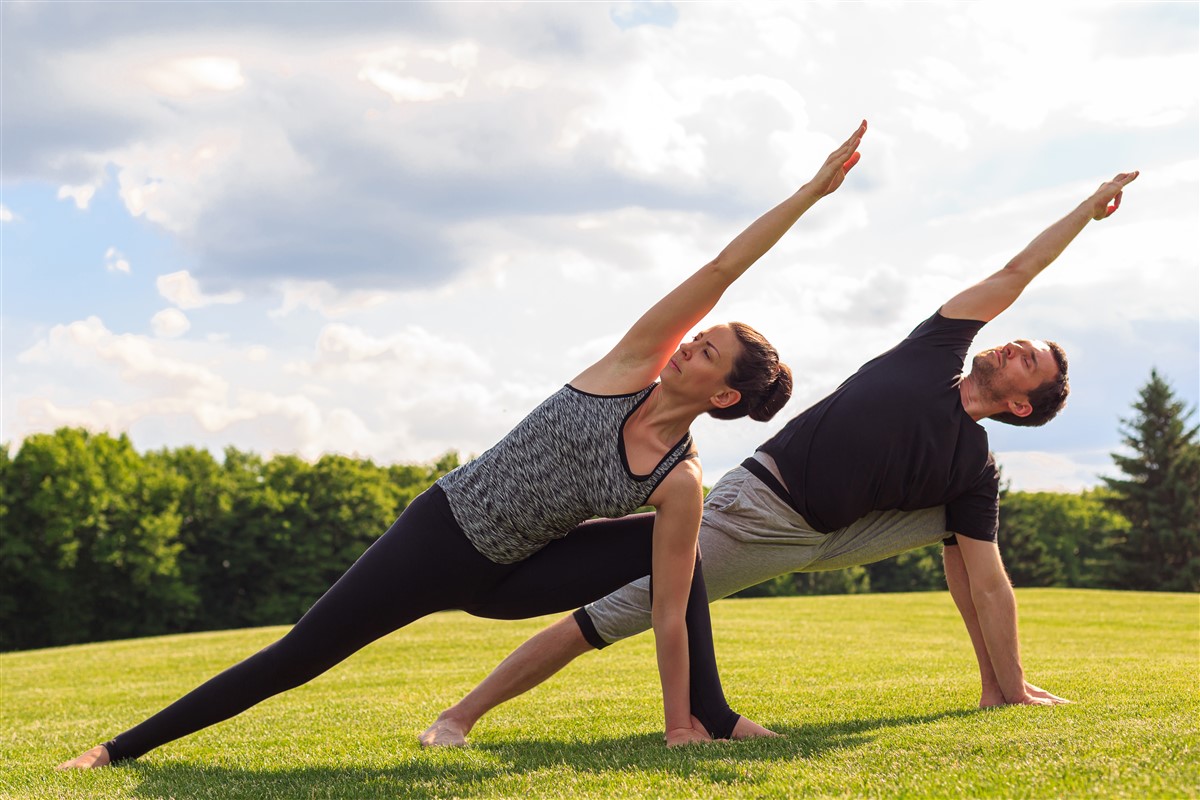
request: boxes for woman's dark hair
[708,321,793,422]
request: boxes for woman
[59,120,866,767]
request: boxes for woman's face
[661,324,743,406]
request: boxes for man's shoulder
[906,309,986,344]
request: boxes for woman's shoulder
[569,352,665,395]
[563,378,657,399]
[655,453,703,491]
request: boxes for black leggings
[103,486,736,761]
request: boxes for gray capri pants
[583,457,950,644]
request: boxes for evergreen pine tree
[1102,369,1200,591]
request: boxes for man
[420,168,1139,746]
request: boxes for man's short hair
[990,340,1069,427]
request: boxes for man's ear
[1006,397,1033,418]
[711,388,742,410]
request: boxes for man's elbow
[1001,257,1046,282]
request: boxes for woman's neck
[631,384,700,446]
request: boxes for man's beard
[969,351,1004,402]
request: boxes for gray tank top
[437,383,694,564]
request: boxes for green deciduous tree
[864,544,945,593]
[0,430,460,650]
[0,429,195,649]
[999,489,1130,588]
[1102,369,1200,592]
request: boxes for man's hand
[1087,171,1139,220]
[941,169,1138,323]
[812,120,867,197]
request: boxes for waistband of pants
[740,454,804,518]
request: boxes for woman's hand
[811,119,867,197]
[570,118,868,395]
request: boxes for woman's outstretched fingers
[843,119,868,147]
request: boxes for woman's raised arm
[574,120,867,393]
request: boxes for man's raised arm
[941,171,1139,323]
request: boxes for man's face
[970,339,1059,405]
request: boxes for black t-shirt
[758,311,1000,542]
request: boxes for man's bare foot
[419,716,468,747]
[57,745,110,770]
[730,716,782,740]
[665,715,714,747]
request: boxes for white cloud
[19,316,220,388]
[143,56,245,97]
[115,132,251,233]
[104,246,131,274]
[270,281,392,319]
[1078,53,1199,129]
[357,43,477,103]
[0,204,13,222]
[57,183,97,210]
[299,322,491,382]
[904,105,970,151]
[157,270,245,309]
[246,345,271,362]
[995,449,1115,493]
[151,308,191,338]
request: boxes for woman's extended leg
[66,486,499,766]
[465,513,741,739]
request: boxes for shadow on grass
[116,709,981,799]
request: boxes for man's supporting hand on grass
[943,540,1070,708]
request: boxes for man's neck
[958,374,996,422]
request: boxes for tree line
[2,370,1195,651]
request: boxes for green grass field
[2,589,1197,799]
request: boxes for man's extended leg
[421,614,592,745]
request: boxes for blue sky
[3,1,1197,491]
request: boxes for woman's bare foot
[57,745,110,770]
[418,715,468,747]
[730,716,782,740]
